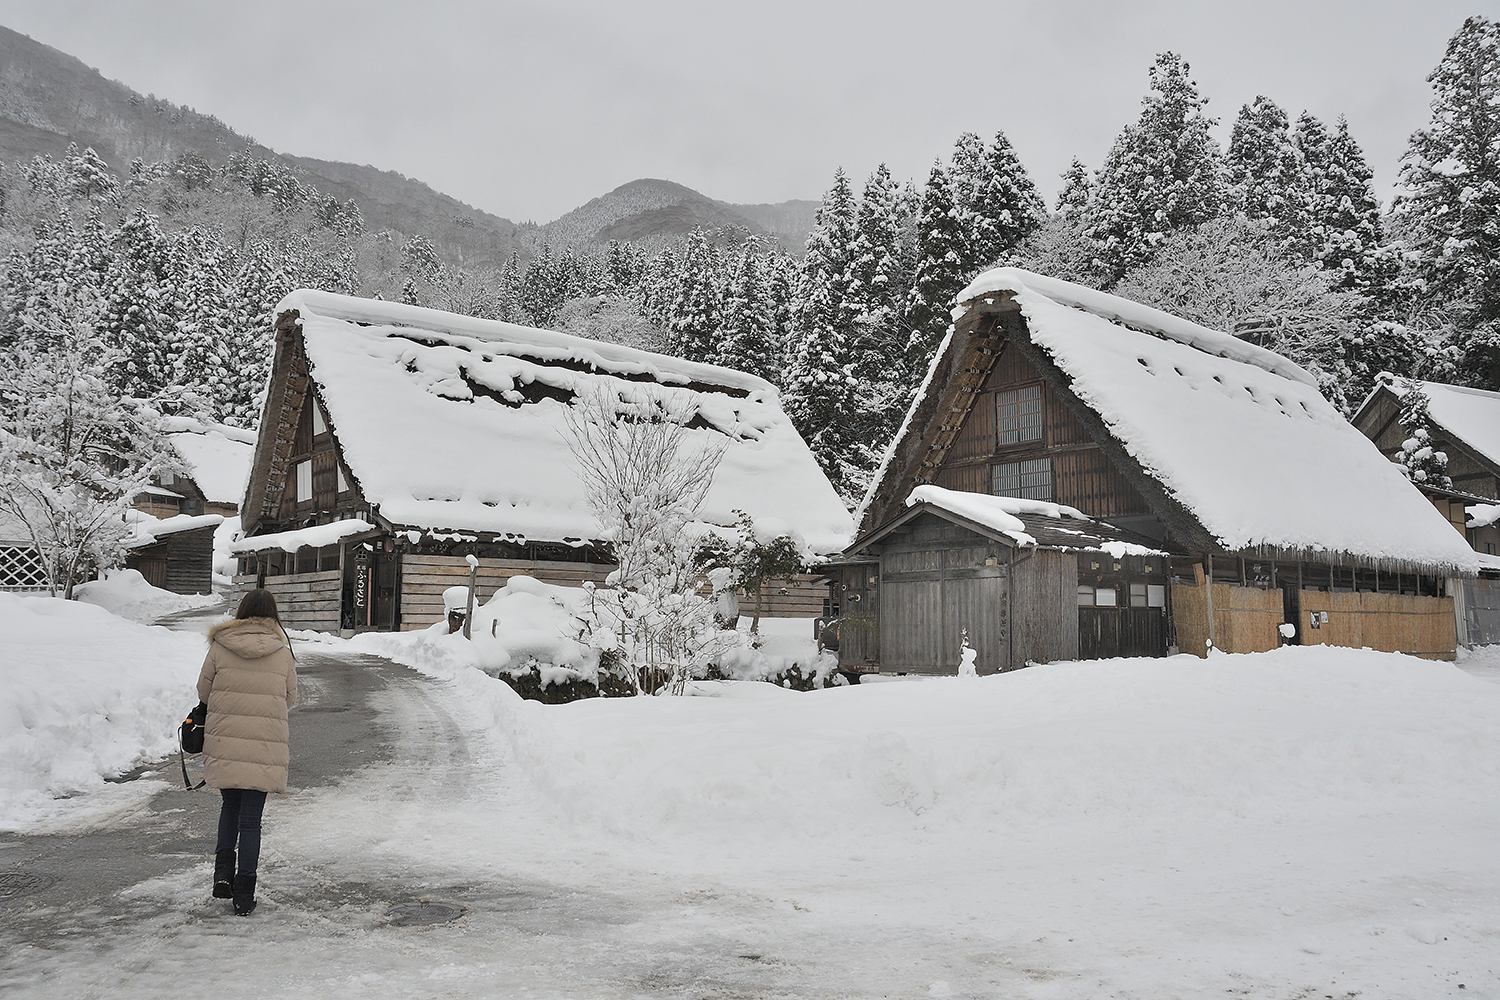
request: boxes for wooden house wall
[1298,590,1456,659]
[399,554,615,631]
[275,394,361,524]
[1463,578,1500,646]
[1010,548,1079,665]
[1170,582,1283,656]
[126,525,216,595]
[230,569,342,632]
[933,340,1154,520]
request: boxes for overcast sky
[0,1,1491,223]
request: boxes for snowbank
[75,569,222,624]
[348,575,834,694]
[0,593,206,831]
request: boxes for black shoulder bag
[179,701,207,790]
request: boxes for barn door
[879,576,942,671]
[942,570,1009,673]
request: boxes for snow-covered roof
[280,290,854,554]
[1386,380,1500,470]
[124,512,223,549]
[902,485,1165,556]
[1471,504,1500,530]
[933,269,1478,573]
[229,517,376,555]
[161,417,256,506]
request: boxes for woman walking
[197,588,297,916]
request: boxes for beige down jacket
[196,617,298,793]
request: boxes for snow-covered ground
[0,591,207,831]
[75,568,223,624]
[300,632,1500,997]
[6,589,1500,995]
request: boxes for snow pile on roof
[74,568,222,623]
[1388,380,1500,468]
[0,593,205,831]
[161,417,256,506]
[228,517,375,555]
[283,290,853,554]
[904,485,1164,556]
[1470,504,1500,530]
[951,269,1478,572]
[124,511,223,549]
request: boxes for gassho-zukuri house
[829,267,1480,673]
[230,290,853,633]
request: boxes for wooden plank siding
[229,569,342,633]
[399,554,828,631]
[933,339,1155,520]
[1010,548,1079,666]
[126,525,216,595]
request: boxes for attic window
[312,404,327,435]
[337,465,349,494]
[992,458,1052,501]
[295,460,312,503]
[996,385,1043,445]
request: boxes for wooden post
[463,553,478,640]
[1205,553,1216,652]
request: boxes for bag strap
[179,720,205,791]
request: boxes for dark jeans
[215,788,268,877]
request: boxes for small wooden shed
[830,487,1167,674]
[124,513,223,595]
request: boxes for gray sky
[0,1,1492,223]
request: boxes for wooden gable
[862,295,1210,552]
[929,338,1154,521]
[1354,386,1500,500]
[243,310,365,534]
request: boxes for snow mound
[75,569,222,624]
[0,593,205,831]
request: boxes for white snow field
[5,593,1500,996]
[0,592,205,830]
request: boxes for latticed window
[0,544,50,591]
[996,384,1043,445]
[992,458,1052,500]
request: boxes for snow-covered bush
[563,386,728,695]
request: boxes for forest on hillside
[0,15,1495,509]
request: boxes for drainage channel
[387,899,467,926]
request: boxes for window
[1077,586,1094,607]
[1095,587,1118,607]
[1130,583,1148,607]
[296,460,312,503]
[996,384,1043,445]
[1147,584,1166,608]
[312,403,327,436]
[337,465,349,494]
[992,458,1052,500]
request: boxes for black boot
[232,874,257,916]
[213,850,235,899]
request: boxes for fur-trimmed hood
[207,617,288,659]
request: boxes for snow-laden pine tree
[1084,52,1225,278]
[783,169,867,502]
[1226,96,1304,233]
[717,238,780,382]
[969,130,1047,268]
[101,209,175,400]
[1393,16,1500,387]
[168,227,237,416]
[1394,381,1453,488]
[1056,159,1093,218]
[665,228,722,364]
[64,145,119,204]
[220,239,291,428]
[1314,116,1387,291]
[903,160,968,379]
[520,243,568,327]
[845,163,917,449]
